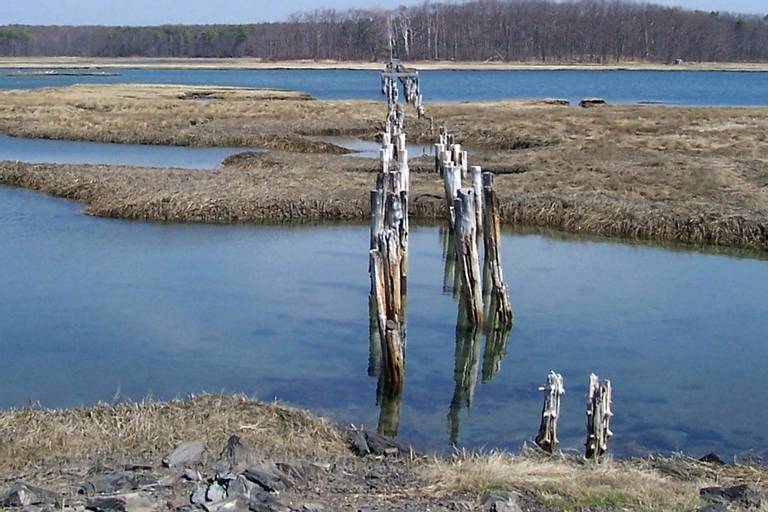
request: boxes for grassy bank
[0,84,766,251]
[1,396,766,512]
[3,56,768,72]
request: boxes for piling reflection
[444,225,514,445]
[440,226,461,299]
[448,297,483,445]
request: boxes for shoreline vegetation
[3,57,768,72]
[1,395,766,512]
[0,84,766,252]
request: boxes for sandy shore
[2,56,768,72]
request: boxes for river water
[2,185,767,458]
[0,134,263,169]
[2,68,767,106]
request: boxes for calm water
[0,134,263,169]
[2,68,767,106]
[2,185,767,458]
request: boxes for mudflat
[0,84,766,251]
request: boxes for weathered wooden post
[535,371,565,453]
[470,166,483,232]
[453,189,484,327]
[482,172,513,327]
[443,163,461,226]
[586,374,613,459]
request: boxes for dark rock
[700,484,762,508]
[350,430,370,456]
[579,98,607,108]
[79,472,158,495]
[299,504,325,512]
[700,453,726,465]
[220,435,253,468]
[86,497,127,512]
[164,441,205,468]
[363,431,412,457]
[123,463,153,472]
[481,492,523,512]
[243,463,293,492]
[1,483,60,508]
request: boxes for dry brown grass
[0,84,766,251]
[0,84,380,151]
[423,451,768,511]
[0,394,348,474]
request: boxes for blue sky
[1,0,764,26]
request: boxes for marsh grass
[424,450,768,512]
[0,394,348,473]
[0,84,766,251]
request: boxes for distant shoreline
[2,57,768,72]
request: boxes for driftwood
[585,373,614,458]
[535,371,565,453]
[453,189,484,327]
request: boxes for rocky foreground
[1,396,767,512]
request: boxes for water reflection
[442,222,514,445]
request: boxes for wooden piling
[482,172,513,327]
[470,166,483,232]
[586,374,613,459]
[535,371,565,453]
[453,189,484,327]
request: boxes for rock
[220,435,253,468]
[699,453,726,465]
[203,497,249,512]
[363,431,411,457]
[86,493,155,512]
[164,441,205,468]
[79,472,158,495]
[1,483,60,508]
[87,497,127,512]
[245,492,290,512]
[697,505,728,512]
[243,463,293,492]
[350,430,370,456]
[300,504,325,512]
[700,484,762,508]
[579,98,607,108]
[226,476,258,501]
[541,98,570,106]
[191,485,208,505]
[182,469,202,481]
[481,492,523,512]
[207,482,228,503]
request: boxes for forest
[0,0,767,62]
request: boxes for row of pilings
[368,61,613,458]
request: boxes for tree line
[1,0,767,62]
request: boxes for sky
[0,0,764,26]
